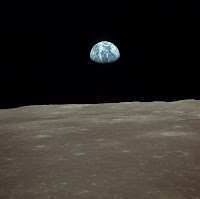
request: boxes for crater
[160,131,188,136]
[34,135,51,138]
[73,153,86,156]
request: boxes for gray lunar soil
[0,100,200,199]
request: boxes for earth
[90,41,120,64]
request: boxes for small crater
[153,150,189,159]
[153,111,161,114]
[34,135,51,138]
[121,150,130,153]
[36,145,45,148]
[96,139,104,141]
[153,155,164,159]
[173,125,182,128]
[73,190,89,195]
[160,131,188,136]
[5,158,14,161]
[73,153,86,156]
[75,144,85,147]
[99,142,120,148]
[61,182,68,185]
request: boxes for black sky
[0,0,199,109]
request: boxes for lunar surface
[0,100,200,199]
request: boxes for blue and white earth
[90,41,120,64]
